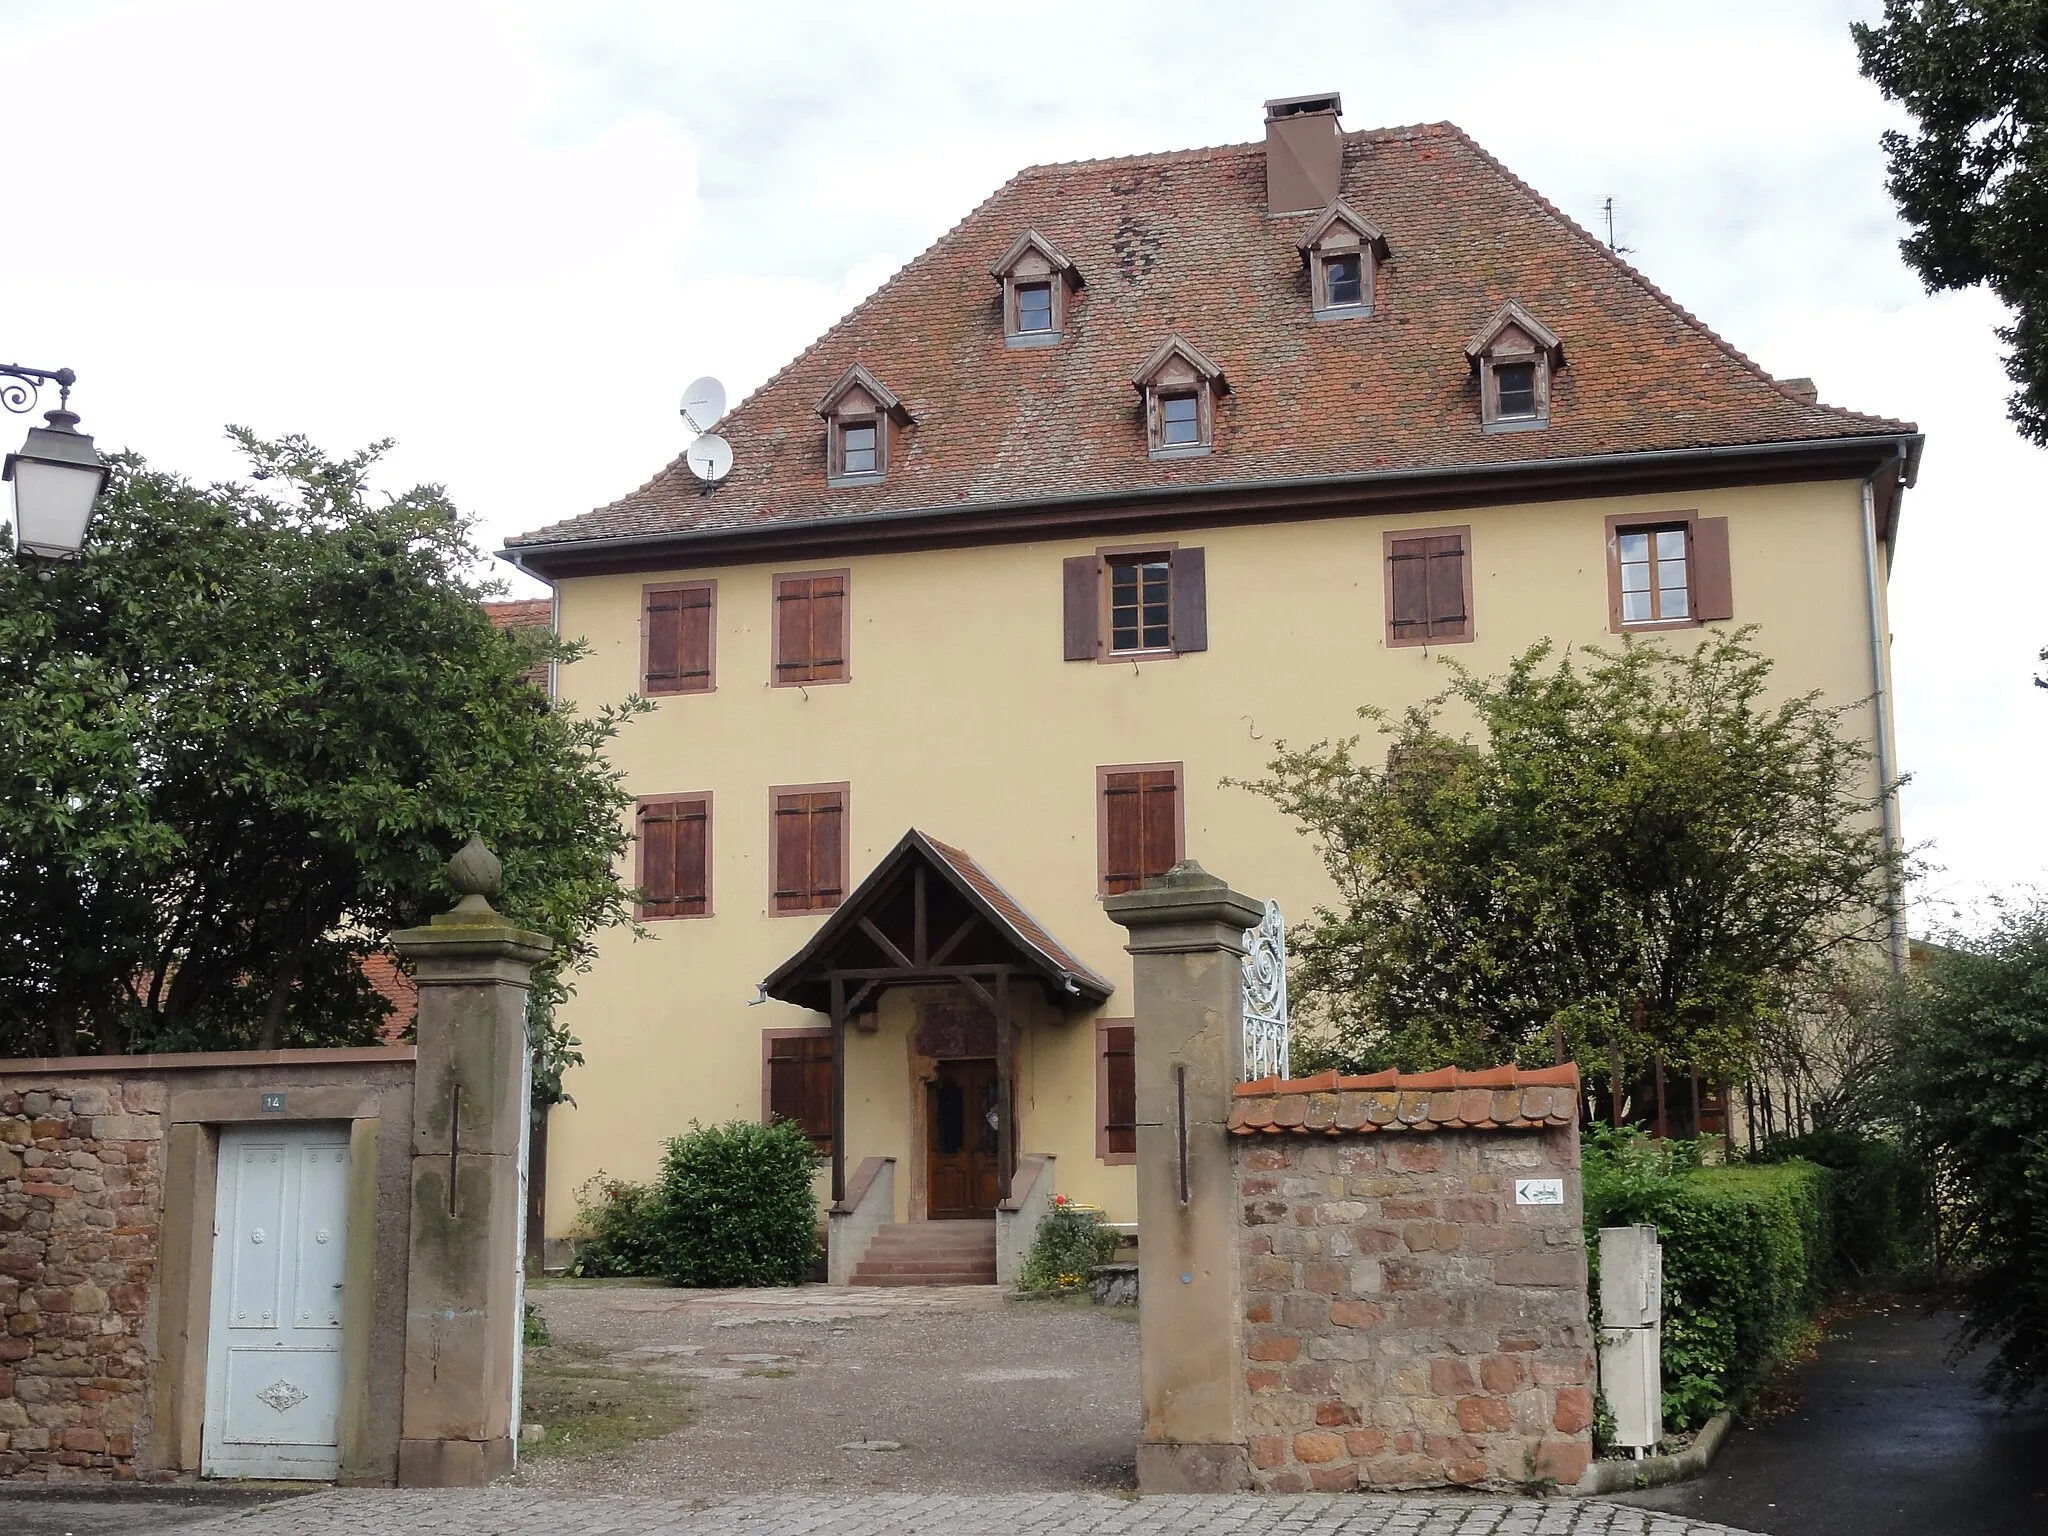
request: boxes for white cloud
[3,0,2041,910]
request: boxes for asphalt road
[0,1486,307,1536]
[1613,1298,2048,1535]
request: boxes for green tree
[1890,899,2048,1399]
[0,430,647,1062]
[1238,632,1904,1081]
[1854,2,2048,441]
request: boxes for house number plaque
[260,1093,287,1113]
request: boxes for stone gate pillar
[388,838,552,1487]
[1106,861,1265,1493]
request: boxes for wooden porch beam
[857,916,915,971]
[929,914,980,967]
[995,969,1014,1205]
[913,866,928,964]
[829,976,847,1208]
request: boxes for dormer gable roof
[813,362,914,426]
[1464,301,1564,368]
[991,229,1083,288]
[1296,198,1388,260]
[1131,334,1230,396]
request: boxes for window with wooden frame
[1463,300,1563,433]
[772,569,849,686]
[1062,545,1207,661]
[637,793,711,920]
[1098,763,1183,897]
[1096,1018,1136,1164]
[643,581,715,695]
[1131,335,1227,459]
[763,1028,835,1151]
[1383,526,1473,647]
[814,362,912,486]
[771,783,848,915]
[991,229,1082,348]
[1297,198,1387,321]
[1605,512,1733,632]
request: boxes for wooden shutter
[1062,555,1100,660]
[1170,547,1208,653]
[1387,531,1470,645]
[646,585,713,694]
[775,573,847,683]
[638,796,709,918]
[772,791,813,911]
[1692,517,1734,622]
[808,790,845,908]
[767,1032,835,1149]
[772,786,846,912]
[1101,766,1180,895]
[1425,535,1468,639]
[1388,536,1429,642]
[1103,1023,1136,1158]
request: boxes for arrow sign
[1514,1178,1564,1206]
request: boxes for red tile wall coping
[0,1047,416,1078]
[1230,1065,1580,1137]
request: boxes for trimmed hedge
[568,1118,821,1286]
[1585,1133,1832,1429]
[1758,1128,1931,1282]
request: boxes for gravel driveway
[518,1279,1140,1496]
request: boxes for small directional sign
[260,1092,286,1113]
[1514,1177,1564,1206]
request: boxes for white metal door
[202,1123,352,1479]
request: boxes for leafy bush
[1019,1195,1120,1292]
[567,1173,664,1278]
[649,1119,820,1287]
[1890,901,2048,1400]
[1584,1128,1832,1429]
[1757,1127,1932,1282]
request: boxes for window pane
[1495,362,1538,417]
[1110,556,1172,652]
[1620,560,1649,593]
[1162,394,1200,444]
[1619,531,1649,563]
[841,423,877,474]
[1017,283,1053,332]
[1622,589,1651,623]
[1660,584,1690,618]
[1656,528,1687,562]
[1325,254,1362,306]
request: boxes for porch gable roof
[759,828,1114,1014]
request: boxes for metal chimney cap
[1264,92,1343,121]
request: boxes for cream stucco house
[503,94,1920,1276]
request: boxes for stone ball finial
[447,835,502,898]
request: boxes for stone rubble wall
[0,1077,164,1481]
[1234,1113,1593,1492]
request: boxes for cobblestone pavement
[173,1489,1769,1536]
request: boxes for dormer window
[991,230,1082,349]
[1297,199,1388,321]
[814,363,914,487]
[1132,335,1228,459]
[1463,301,1564,433]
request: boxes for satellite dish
[685,433,733,485]
[680,376,727,435]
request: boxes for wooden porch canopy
[760,829,1113,1208]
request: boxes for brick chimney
[1264,92,1343,214]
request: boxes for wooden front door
[927,1058,1001,1218]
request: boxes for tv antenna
[680,375,732,493]
[1601,198,1634,257]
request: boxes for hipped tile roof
[1229,1065,1581,1136]
[510,122,1911,557]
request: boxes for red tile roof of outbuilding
[1229,1065,1581,1135]
[509,122,1912,559]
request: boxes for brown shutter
[1140,771,1179,882]
[801,1036,835,1148]
[1426,535,1469,639]
[774,578,811,682]
[773,793,811,911]
[1063,555,1100,661]
[1105,1024,1136,1156]
[809,790,845,909]
[1692,517,1734,622]
[645,589,683,693]
[1102,772,1142,894]
[810,574,848,681]
[677,586,713,691]
[1388,536,1428,640]
[639,801,678,916]
[1170,547,1208,653]
[676,797,709,915]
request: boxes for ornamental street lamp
[3,364,109,560]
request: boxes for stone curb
[1572,1411,1734,1495]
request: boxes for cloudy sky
[4,0,2043,922]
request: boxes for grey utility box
[1597,1224,1664,1454]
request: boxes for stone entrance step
[848,1219,998,1286]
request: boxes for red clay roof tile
[510,123,1911,559]
[1229,1064,1581,1135]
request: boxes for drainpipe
[1861,471,1908,974]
